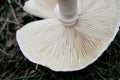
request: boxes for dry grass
[0,0,120,80]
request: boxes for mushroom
[17,0,120,71]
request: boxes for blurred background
[0,0,120,80]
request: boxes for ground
[0,0,120,80]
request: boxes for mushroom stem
[55,0,79,26]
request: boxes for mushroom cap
[23,0,120,19]
[23,0,56,18]
[118,0,120,26]
[17,0,120,71]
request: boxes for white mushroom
[17,0,120,71]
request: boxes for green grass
[0,0,120,80]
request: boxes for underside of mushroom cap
[119,0,120,20]
[23,0,56,18]
[17,0,120,71]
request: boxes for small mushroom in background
[16,0,120,71]
[23,0,56,18]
